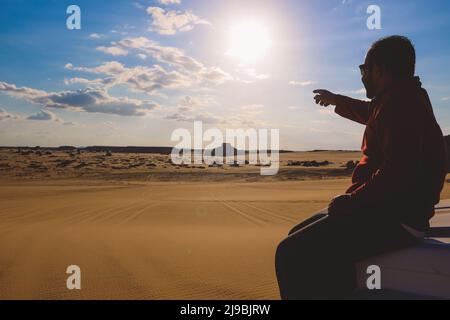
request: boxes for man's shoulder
[378,87,426,116]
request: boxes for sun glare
[226,20,271,63]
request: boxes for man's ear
[372,64,383,79]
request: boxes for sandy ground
[1,149,449,299]
[0,178,349,299]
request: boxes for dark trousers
[275,207,421,299]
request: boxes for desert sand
[1,148,449,299]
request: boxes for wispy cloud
[349,88,366,95]
[96,46,128,56]
[238,104,265,116]
[289,80,318,86]
[318,109,334,115]
[165,94,220,122]
[117,37,232,84]
[157,0,181,5]
[66,61,199,93]
[137,53,147,60]
[119,37,203,71]
[146,6,210,35]
[165,100,266,126]
[165,111,222,124]
[0,107,21,121]
[27,109,62,122]
[133,2,144,9]
[89,33,104,40]
[64,77,103,86]
[287,106,307,110]
[179,95,218,110]
[235,68,270,83]
[165,110,267,128]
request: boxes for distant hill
[83,146,173,154]
[209,143,237,157]
[0,143,293,154]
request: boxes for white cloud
[235,68,270,82]
[238,104,265,115]
[442,97,450,101]
[179,95,218,110]
[137,53,147,60]
[349,88,366,95]
[199,67,231,84]
[166,95,221,123]
[65,61,125,75]
[111,29,129,36]
[234,77,254,84]
[133,101,267,127]
[252,74,269,80]
[89,33,104,39]
[64,77,105,86]
[146,7,210,35]
[166,101,267,126]
[26,109,79,125]
[156,0,181,5]
[223,116,268,128]
[165,111,221,123]
[96,46,129,56]
[133,2,145,9]
[184,104,265,128]
[66,61,195,92]
[289,80,318,86]
[67,37,231,93]
[27,109,62,122]
[318,109,334,115]
[287,106,306,110]
[0,81,159,117]
[5,36,230,122]
[0,81,47,101]
[119,37,232,84]
[0,107,21,121]
[119,37,203,72]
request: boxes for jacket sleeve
[349,97,423,207]
[334,95,371,125]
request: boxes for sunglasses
[359,63,371,76]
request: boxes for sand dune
[0,179,354,299]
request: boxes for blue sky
[0,0,449,150]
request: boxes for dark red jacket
[335,76,448,231]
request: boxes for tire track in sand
[239,202,298,224]
[220,201,265,226]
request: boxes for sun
[226,20,271,64]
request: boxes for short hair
[368,35,416,79]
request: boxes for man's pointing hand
[313,89,338,107]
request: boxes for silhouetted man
[275,35,448,299]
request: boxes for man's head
[360,35,416,99]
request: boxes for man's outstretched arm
[313,89,371,125]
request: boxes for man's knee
[276,233,312,272]
[275,237,290,270]
[275,236,300,275]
